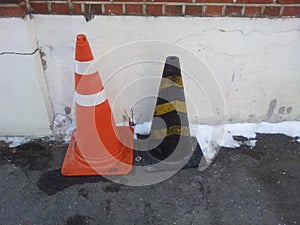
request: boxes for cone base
[61,126,134,176]
[135,136,203,172]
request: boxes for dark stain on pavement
[78,187,89,199]
[0,141,52,171]
[66,214,93,225]
[143,202,162,225]
[0,134,299,225]
[37,169,109,195]
[104,199,111,216]
[102,183,121,193]
[241,148,265,161]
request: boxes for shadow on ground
[0,134,299,225]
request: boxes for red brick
[83,0,109,1]
[244,6,262,16]
[104,4,122,15]
[113,0,144,2]
[146,4,162,16]
[165,5,182,16]
[282,6,300,16]
[0,6,26,17]
[51,3,70,14]
[85,4,102,15]
[205,5,223,16]
[155,0,191,2]
[185,5,202,16]
[278,0,300,3]
[263,6,281,16]
[195,0,232,2]
[2,0,19,3]
[30,0,47,2]
[236,0,273,3]
[30,3,49,14]
[125,4,143,15]
[225,6,242,16]
[72,3,82,14]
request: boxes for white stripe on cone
[75,89,107,107]
[75,60,98,75]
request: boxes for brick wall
[0,0,299,17]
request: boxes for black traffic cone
[135,56,203,171]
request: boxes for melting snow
[135,121,300,161]
[0,118,299,162]
[52,114,75,143]
[0,136,35,148]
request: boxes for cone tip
[75,34,94,61]
[165,56,180,68]
[163,56,181,76]
[166,56,179,61]
[76,34,87,44]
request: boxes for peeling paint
[267,99,277,119]
[64,106,71,115]
[287,107,293,114]
[39,48,47,71]
[279,106,286,114]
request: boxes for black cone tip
[163,56,181,77]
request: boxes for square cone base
[61,126,134,176]
[134,136,203,172]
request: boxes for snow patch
[0,136,34,148]
[135,121,300,162]
[0,120,299,155]
[0,114,75,147]
[134,122,151,136]
[52,114,75,143]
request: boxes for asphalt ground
[0,133,299,225]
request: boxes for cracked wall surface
[33,15,300,125]
[0,48,38,56]
[0,17,53,136]
[0,15,300,135]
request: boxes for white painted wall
[1,15,300,135]
[0,17,53,136]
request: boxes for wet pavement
[0,134,299,225]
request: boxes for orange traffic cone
[61,34,133,176]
